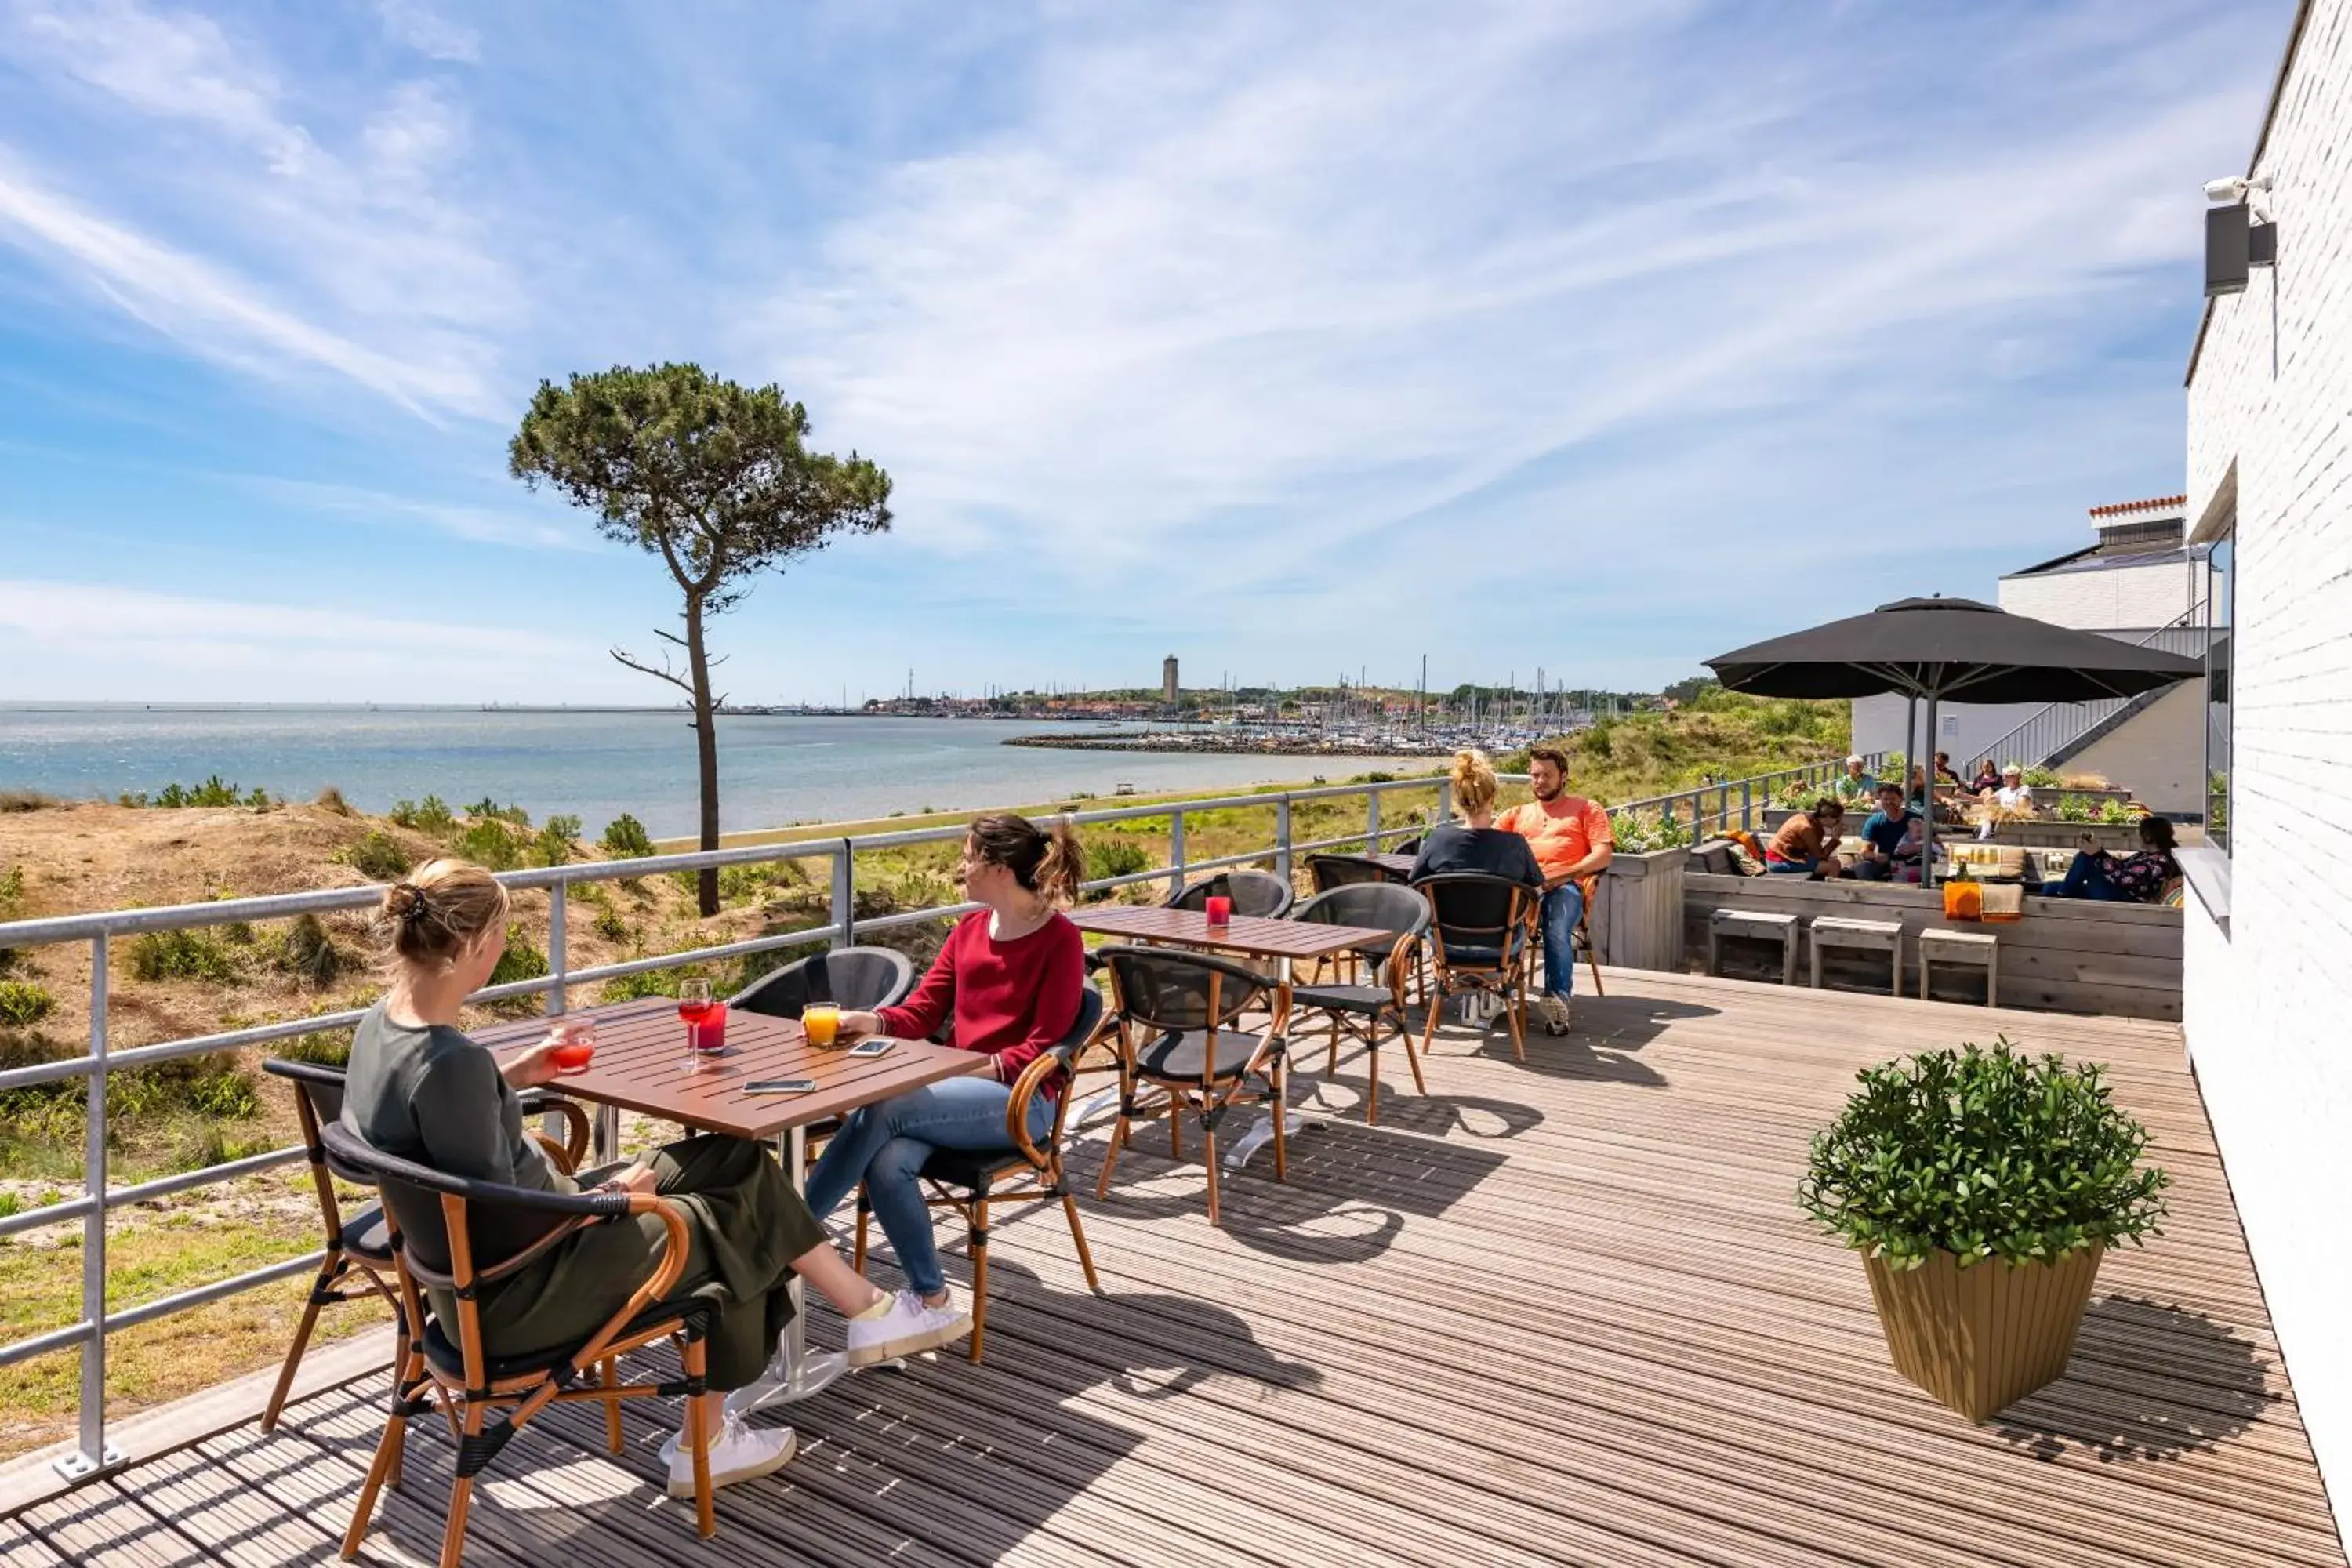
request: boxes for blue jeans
[802,1076,1051,1298]
[1539,881,1586,999]
[2049,851,2132,902]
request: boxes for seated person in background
[1933,751,1964,790]
[343,860,936,1501]
[1491,745,1613,1036]
[1766,798,1846,878]
[2034,817,2180,902]
[1975,764,2036,839]
[1832,754,1877,804]
[1849,782,1921,883]
[1905,765,1931,809]
[1969,757,2002,793]
[1411,748,1544,888]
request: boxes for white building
[1851,497,2220,812]
[2179,0,2350,1544]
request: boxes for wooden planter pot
[1860,1246,2103,1421]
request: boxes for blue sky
[0,0,2291,705]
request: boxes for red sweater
[878,910,1085,1095]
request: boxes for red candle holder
[1203,895,1233,926]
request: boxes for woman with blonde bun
[1408,750,1544,889]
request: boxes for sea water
[0,706,1425,838]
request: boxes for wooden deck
[4,971,2342,1567]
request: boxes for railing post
[60,935,120,1480]
[543,881,572,1148]
[830,841,855,949]
[1274,796,1294,884]
[1741,779,1752,831]
[1168,810,1187,897]
[1364,787,1380,853]
[546,881,568,1017]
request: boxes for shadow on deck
[2,971,2341,1568]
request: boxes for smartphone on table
[848,1037,895,1058]
[745,1079,818,1095]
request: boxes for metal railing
[0,756,1846,1479]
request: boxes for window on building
[2205,530,2234,852]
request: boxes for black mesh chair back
[1414,873,1533,964]
[1307,854,1404,892]
[1389,836,1425,857]
[1167,869,1295,920]
[1095,948,1292,1224]
[731,946,916,1018]
[1100,945,1270,1036]
[1294,882,1429,962]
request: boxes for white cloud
[0,0,512,419]
[374,0,479,64]
[0,583,579,667]
[246,477,590,551]
[756,1,2270,625]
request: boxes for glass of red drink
[1203,895,1232,926]
[547,1018,597,1070]
[678,979,722,1067]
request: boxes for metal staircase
[1976,604,2213,768]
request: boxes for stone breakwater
[1004,731,1452,760]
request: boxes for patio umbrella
[1706,597,2202,883]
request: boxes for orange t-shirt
[1494,796,1613,881]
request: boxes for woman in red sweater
[804,813,1087,1336]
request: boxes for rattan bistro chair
[1094,946,1290,1225]
[321,1121,728,1566]
[1306,853,1406,893]
[1413,873,1541,1062]
[851,989,1108,1362]
[1167,869,1296,920]
[1286,884,1430,1124]
[259,1058,589,1436]
[731,944,916,1018]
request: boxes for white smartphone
[848,1038,895,1058]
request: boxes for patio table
[1068,904,1394,1170]
[478,996,985,1413]
[1365,851,1419,879]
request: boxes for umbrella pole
[1904,694,1918,789]
[1922,690,1939,889]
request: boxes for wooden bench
[1708,910,1799,986]
[1918,928,1998,1005]
[1809,916,1903,996]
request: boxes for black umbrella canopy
[1705,597,2204,704]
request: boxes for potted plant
[1798,1040,2169,1421]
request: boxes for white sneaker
[666,1413,795,1498]
[845,1289,972,1367]
[1538,993,1572,1036]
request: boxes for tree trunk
[684,594,721,916]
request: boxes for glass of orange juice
[803,1003,840,1048]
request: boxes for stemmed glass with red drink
[678,979,726,1067]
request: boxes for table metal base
[725,1346,849,1417]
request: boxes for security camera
[2204,175,2272,204]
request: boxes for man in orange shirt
[1493,745,1613,1035]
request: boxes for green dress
[343,1004,822,1389]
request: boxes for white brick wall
[2182,0,2352,1539]
[1997,559,2201,630]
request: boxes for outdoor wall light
[2204,175,2276,298]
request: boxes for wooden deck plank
[14,1479,216,1567]
[4,971,2340,1568]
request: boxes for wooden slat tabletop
[1365,851,1418,877]
[1070,904,1391,960]
[472,998,985,1139]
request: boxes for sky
[0,0,2294,706]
